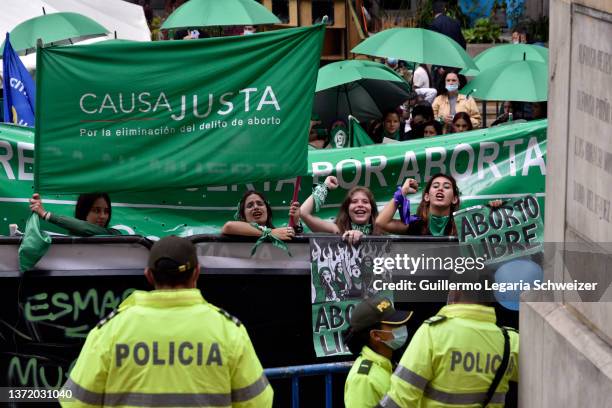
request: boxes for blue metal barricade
[265,361,354,408]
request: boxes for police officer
[378,281,519,408]
[61,235,273,407]
[344,296,412,408]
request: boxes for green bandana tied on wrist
[428,214,450,236]
[312,183,329,213]
[350,222,372,235]
[249,222,290,256]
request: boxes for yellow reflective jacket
[60,289,273,408]
[345,345,393,408]
[380,304,518,408]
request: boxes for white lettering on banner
[240,88,257,112]
[0,140,16,180]
[79,88,281,120]
[257,86,281,111]
[396,151,419,183]
[425,147,447,179]
[193,94,213,118]
[522,137,546,176]
[312,162,333,184]
[477,142,502,179]
[365,156,387,187]
[503,139,524,176]
[450,143,475,180]
[17,142,34,181]
[217,92,234,115]
[119,93,135,113]
[307,138,545,190]
[9,77,27,96]
[336,159,362,188]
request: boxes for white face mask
[445,84,459,92]
[512,40,519,44]
[243,30,255,36]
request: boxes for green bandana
[312,183,329,213]
[249,222,290,256]
[350,222,372,235]
[428,215,450,236]
[383,129,400,141]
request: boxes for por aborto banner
[0,120,547,238]
[34,25,325,194]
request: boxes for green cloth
[344,345,393,408]
[48,213,121,237]
[350,223,372,235]
[312,183,329,213]
[35,24,324,194]
[428,214,449,236]
[349,117,375,147]
[18,214,52,272]
[383,129,400,141]
[249,222,289,256]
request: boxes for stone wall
[520,0,612,405]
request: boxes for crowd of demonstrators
[29,193,121,236]
[432,71,482,131]
[300,176,381,245]
[404,102,435,139]
[492,101,547,126]
[451,111,474,133]
[371,109,407,143]
[423,120,443,137]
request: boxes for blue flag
[3,33,36,127]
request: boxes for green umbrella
[460,59,548,102]
[313,60,411,127]
[461,44,548,76]
[1,12,109,55]
[351,28,478,71]
[162,0,280,30]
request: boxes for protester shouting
[376,173,460,236]
[300,176,381,245]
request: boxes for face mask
[243,30,254,35]
[446,84,459,92]
[512,40,519,44]
[378,326,408,350]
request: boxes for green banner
[0,120,546,238]
[34,25,325,194]
[310,237,393,357]
[454,194,544,265]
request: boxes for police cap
[148,235,198,274]
[350,296,412,332]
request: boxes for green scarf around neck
[428,214,450,236]
[350,222,372,235]
[383,129,400,140]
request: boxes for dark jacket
[429,14,466,49]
